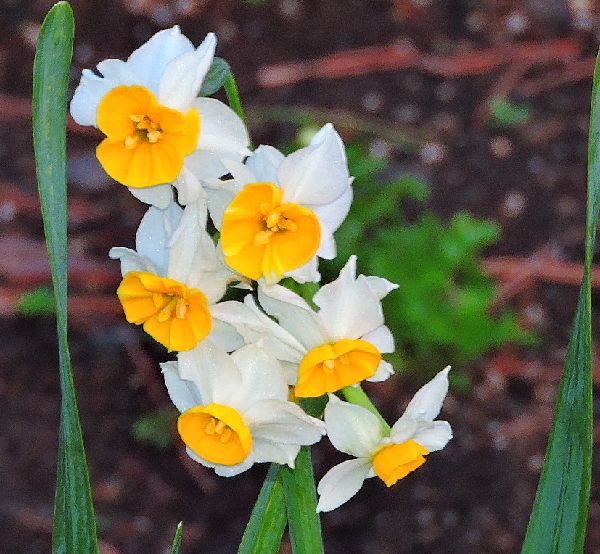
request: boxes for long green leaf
[521,51,600,553]
[32,3,98,553]
[171,522,184,554]
[280,447,324,554]
[238,464,287,554]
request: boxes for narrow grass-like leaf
[521,51,600,553]
[199,57,231,97]
[238,464,287,554]
[33,3,98,553]
[280,447,324,554]
[171,522,184,554]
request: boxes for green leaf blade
[171,522,184,554]
[521,50,600,554]
[280,447,324,554]
[32,3,98,553]
[238,464,287,554]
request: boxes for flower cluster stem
[342,385,391,432]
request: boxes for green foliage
[132,409,177,450]
[321,143,530,372]
[17,286,55,316]
[32,3,98,552]
[520,50,600,554]
[280,447,323,554]
[199,57,231,97]
[489,97,531,128]
[238,464,287,554]
[171,522,184,554]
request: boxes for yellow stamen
[372,440,429,487]
[116,271,211,352]
[178,403,253,466]
[295,339,381,398]
[96,85,200,188]
[221,182,321,282]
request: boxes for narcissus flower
[219,256,397,396]
[316,368,452,512]
[70,26,249,208]
[162,341,325,476]
[205,124,352,283]
[110,200,243,352]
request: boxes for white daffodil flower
[162,341,325,476]
[204,124,353,284]
[109,200,244,352]
[215,255,398,397]
[316,367,452,512]
[70,26,249,208]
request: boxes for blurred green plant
[489,97,531,128]
[17,286,56,316]
[132,409,177,450]
[319,143,531,374]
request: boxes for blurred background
[2,0,600,552]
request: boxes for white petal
[175,151,228,205]
[309,186,353,237]
[70,69,117,127]
[253,438,300,466]
[324,397,385,458]
[135,202,183,276]
[230,344,289,406]
[211,296,305,363]
[389,416,420,445]
[206,318,245,352]
[194,97,250,160]
[159,33,216,111]
[213,454,256,477]
[282,256,321,283]
[167,201,209,284]
[108,247,156,276]
[160,361,202,412]
[277,123,349,206]
[401,366,451,422]
[246,400,325,445]
[128,184,173,209]
[177,339,244,408]
[315,229,336,260]
[367,360,394,383]
[205,179,240,230]
[245,145,285,183]
[126,26,193,94]
[363,275,399,300]
[313,256,383,339]
[258,283,328,349]
[361,325,394,354]
[316,458,372,513]
[412,420,452,452]
[186,447,256,477]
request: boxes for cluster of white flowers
[71,26,452,512]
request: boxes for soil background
[1,0,600,552]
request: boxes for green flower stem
[224,72,247,122]
[342,385,391,432]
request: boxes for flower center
[178,403,253,465]
[117,271,211,352]
[96,85,200,188]
[372,440,429,487]
[221,182,321,282]
[295,339,381,398]
[125,114,163,148]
